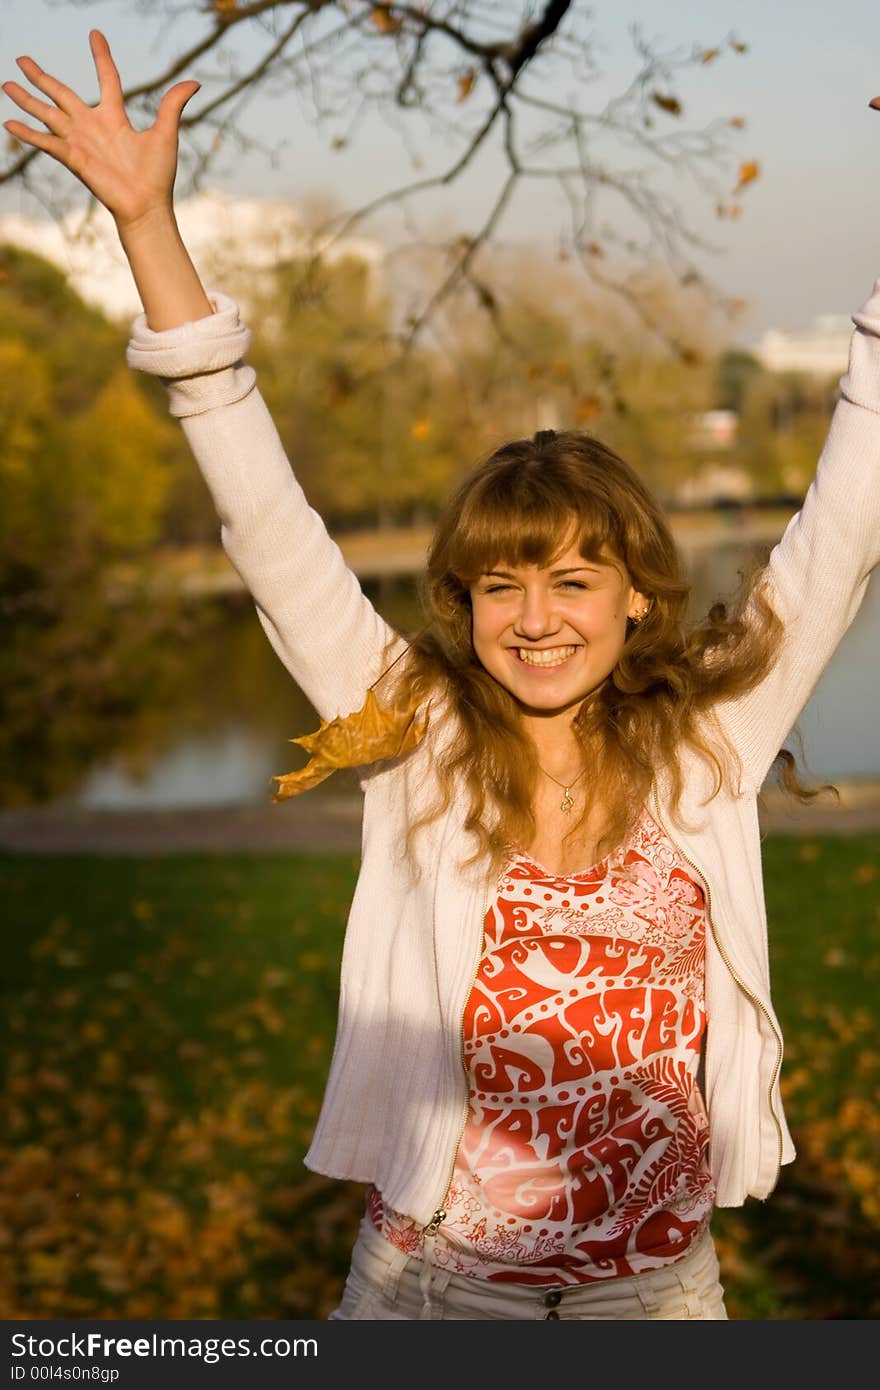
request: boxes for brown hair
[374,428,836,873]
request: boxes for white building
[751,314,851,377]
[0,190,385,323]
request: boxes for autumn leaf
[457,70,477,102]
[735,159,760,191]
[585,241,603,257]
[272,687,429,799]
[475,282,497,312]
[206,0,238,15]
[700,48,720,64]
[370,5,402,34]
[411,418,431,440]
[729,115,746,128]
[651,92,682,116]
[575,397,602,422]
[730,38,749,54]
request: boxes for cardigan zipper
[423,876,493,1238]
[649,798,784,1175]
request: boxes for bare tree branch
[2,2,755,360]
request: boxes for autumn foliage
[2,834,878,1319]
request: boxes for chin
[512,683,595,715]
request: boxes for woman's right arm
[3,31,405,721]
[126,296,406,722]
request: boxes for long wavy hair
[373,428,837,874]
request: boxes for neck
[522,710,585,781]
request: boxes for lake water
[63,555,880,811]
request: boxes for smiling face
[468,535,649,721]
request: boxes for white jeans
[329,1214,729,1320]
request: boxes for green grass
[2,835,878,1320]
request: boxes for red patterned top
[368,806,715,1283]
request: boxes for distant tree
[2,1,759,362]
[716,347,762,414]
[0,246,188,803]
[731,366,835,497]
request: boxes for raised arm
[3,30,404,723]
[714,277,880,791]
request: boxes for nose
[513,586,562,641]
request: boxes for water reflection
[37,553,880,810]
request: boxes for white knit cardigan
[127,281,880,1222]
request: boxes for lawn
[2,834,878,1320]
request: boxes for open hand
[2,29,199,230]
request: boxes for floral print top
[368,805,715,1283]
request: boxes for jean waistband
[354,1213,719,1317]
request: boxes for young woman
[5,32,879,1321]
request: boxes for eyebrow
[483,564,607,579]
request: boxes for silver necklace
[539,764,588,814]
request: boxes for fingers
[89,29,124,111]
[1,79,69,136]
[155,80,201,137]
[2,118,68,161]
[14,54,84,117]
[870,96,880,110]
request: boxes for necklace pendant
[560,791,574,814]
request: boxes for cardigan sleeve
[713,277,880,792]
[126,293,407,723]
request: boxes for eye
[558,580,590,590]
[482,583,513,593]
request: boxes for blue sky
[2,0,880,344]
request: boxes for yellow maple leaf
[370,5,402,34]
[735,159,760,190]
[575,396,602,422]
[457,70,477,102]
[272,688,429,800]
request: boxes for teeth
[517,645,577,667]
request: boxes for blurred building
[674,463,755,506]
[0,190,385,323]
[751,314,851,377]
[687,408,739,450]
